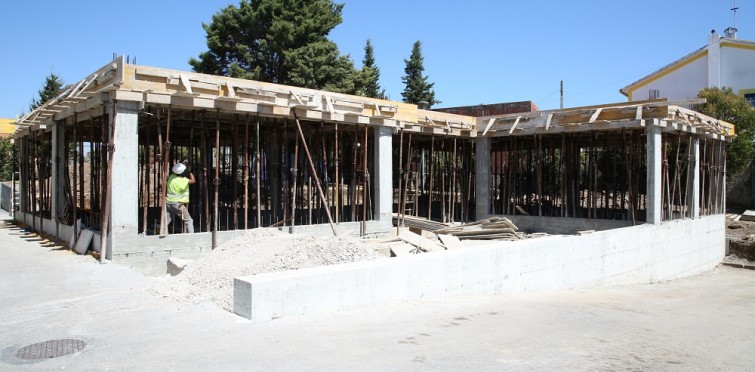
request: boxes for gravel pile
[150,228,377,311]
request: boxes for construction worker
[166,161,195,233]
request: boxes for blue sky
[0,0,751,118]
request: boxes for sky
[0,0,752,119]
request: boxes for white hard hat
[172,163,186,175]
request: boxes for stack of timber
[739,210,755,222]
[392,213,450,232]
[373,216,546,256]
[434,217,522,240]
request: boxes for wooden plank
[446,227,517,236]
[438,234,462,249]
[390,242,419,256]
[457,233,520,240]
[398,230,444,252]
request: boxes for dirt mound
[725,218,755,264]
[150,228,377,311]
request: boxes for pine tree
[189,0,358,94]
[29,72,65,111]
[401,40,439,108]
[359,39,385,99]
[695,87,755,173]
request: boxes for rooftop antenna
[732,0,739,29]
[725,0,739,39]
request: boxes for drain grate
[15,339,87,360]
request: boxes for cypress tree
[401,40,439,108]
[29,72,65,111]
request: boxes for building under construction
[11,57,733,320]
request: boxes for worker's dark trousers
[166,202,194,233]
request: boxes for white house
[620,28,755,107]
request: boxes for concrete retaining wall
[113,220,392,276]
[235,215,725,322]
[111,230,245,276]
[13,210,394,276]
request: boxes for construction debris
[435,216,521,240]
[368,216,552,256]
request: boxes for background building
[620,28,755,106]
[0,118,16,138]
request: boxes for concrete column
[18,137,27,214]
[475,136,491,220]
[687,137,700,219]
[50,122,66,224]
[720,142,726,213]
[646,123,663,224]
[373,126,393,223]
[109,100,140,234]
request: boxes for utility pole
[560,80,564,109]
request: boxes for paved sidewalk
[1,215,754,371]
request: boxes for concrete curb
[721,262,755,270]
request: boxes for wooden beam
[179,74,193,94]
[226,82,236,98]
[482,117,496,136]
[589,108,602,123]
[509,115,522,134]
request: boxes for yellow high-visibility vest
[166,174,190,203]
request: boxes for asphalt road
[1,216,754,371]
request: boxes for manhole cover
[15,339,87,360]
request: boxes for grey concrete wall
[0,182,11,212]
[235,215,724,322]
[111,230,246,276]
[504,215,634,235]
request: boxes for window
[745,93,755,108]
